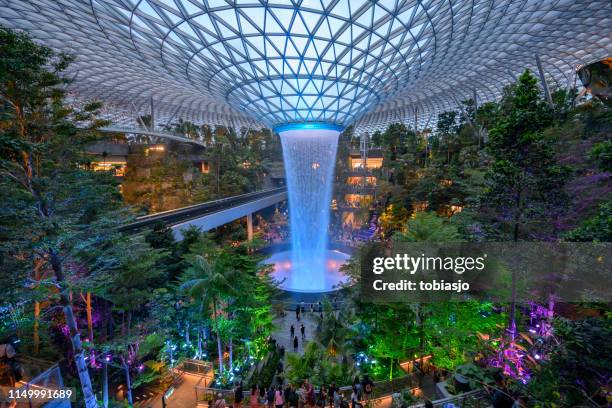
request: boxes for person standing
[284,384,292,408]
[304,379,315,408]
[250,385,260,408]
[267,386,276,408]
[316,385,327,408]
[362,375,373,401]
[214,393,226,408]
[352,377,362,401]
[290,324,295,338]
[296,306,300,321]
[300,323,305,340]
[234,382,244,408]
[293,335,298,352]
[328,383,337,408]
[275,386,284,408]
[288,385,299,408]
[297,383,306,408]
[333,391,341,408]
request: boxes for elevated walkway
[120,188,287,239]
[99,126,208,148]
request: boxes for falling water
[279,128,340,291]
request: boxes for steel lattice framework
[1,0,611,132]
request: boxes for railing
[194,371,422,405]
[408,390,488,408]
[182,360,213,377]
[119,187,287,233]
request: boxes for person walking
[275,386,284,408]
[296,306,301,322]
[290,324,295,338]
[300,323,305,340]
[293,335,298,352]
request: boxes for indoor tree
[0,26,123,407]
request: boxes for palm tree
[181,255,237,374]
[316,300,353,357]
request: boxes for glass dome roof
[104,0,433,127]
[1,0,611,131]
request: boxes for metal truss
[1,0,610,134]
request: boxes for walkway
[119,187,287,238]
[273,309,320,355]
[146,371,210,408]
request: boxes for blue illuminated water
[279,128,340,292]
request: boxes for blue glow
[278,126,340,291]
[274,122,344,134]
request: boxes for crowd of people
[219,375,378,408]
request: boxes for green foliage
[563,202,612,242]
[588,140,612,172]
[248,348,281,387]
[454,363,500,389]
[524,317,611,406]
[284,342,356,387]
[393,211,461,242]
[482,70,570,241]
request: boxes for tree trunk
[50,251,98,408]
[103,359,109,408]
[33,301,40,355]
[122,358,133,406]
[197,326,202,359]
[508,192,522,338]
[229,337,233,371]
[33,257,43,355]
[213,300,224,374]
[86,291,94,344]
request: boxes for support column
[535,54,554,107]
[246,213,253,241]
[150,97,155,131]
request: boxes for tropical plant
[181,254,237,374]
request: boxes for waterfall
[279,127,340,291]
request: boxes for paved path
[273,309,320,355]
[148,372,210,408]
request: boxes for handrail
[119,187,287,233]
